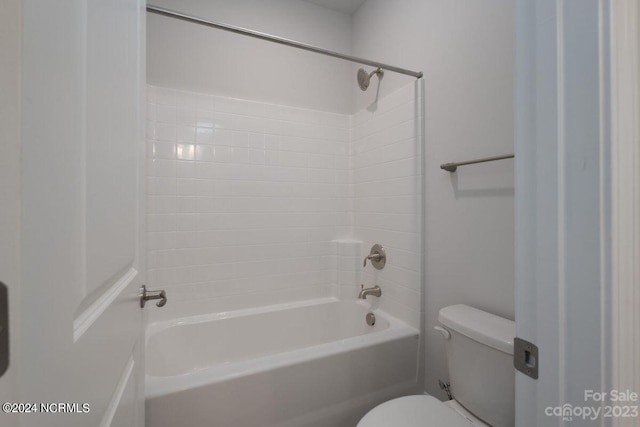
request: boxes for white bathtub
[146,297,420,427]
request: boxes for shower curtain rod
[146,5,423,79]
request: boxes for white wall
[353,0,515,398]
[147,0,354,114]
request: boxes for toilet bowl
[357,395,490,427]
[357,305,515,427]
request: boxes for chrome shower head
[357,67,383,91]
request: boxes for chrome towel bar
[440,154,514,173]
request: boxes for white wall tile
[147,85,354,306]
[146,84,421,328]
[176,125,196,143]
[353,83,422,328]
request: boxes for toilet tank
[438,305,515,427]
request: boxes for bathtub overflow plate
[366,312,376,326]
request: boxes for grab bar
[440,154,514,173]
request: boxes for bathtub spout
[358,285,382,300]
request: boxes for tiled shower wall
[353,83,422,327]
[146,82,422,327]
[146,86,352,311]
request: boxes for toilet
[358,304,515,427]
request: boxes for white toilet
[357,304,515,427]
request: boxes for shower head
[357,67,384,91]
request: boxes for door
[8,1,146,426]
[0,0,22,417]
[515,0,639,426]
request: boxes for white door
[1,1,146,426]
[515,0,640,426]
[0,0,22,417]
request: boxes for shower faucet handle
[363,244,386,270]
[363,253,382,267]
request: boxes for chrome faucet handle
[140,285,167,308]
[363,253,382,267]
[363,244,386,270]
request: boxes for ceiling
[303,0,367,15]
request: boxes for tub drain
[366,312,376,326]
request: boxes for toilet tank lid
[439,305,515,355]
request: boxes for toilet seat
[357,395,486,427]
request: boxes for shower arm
[369,68,383,78]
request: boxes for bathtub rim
[145,297,419,399]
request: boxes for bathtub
[145,297,420,427]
